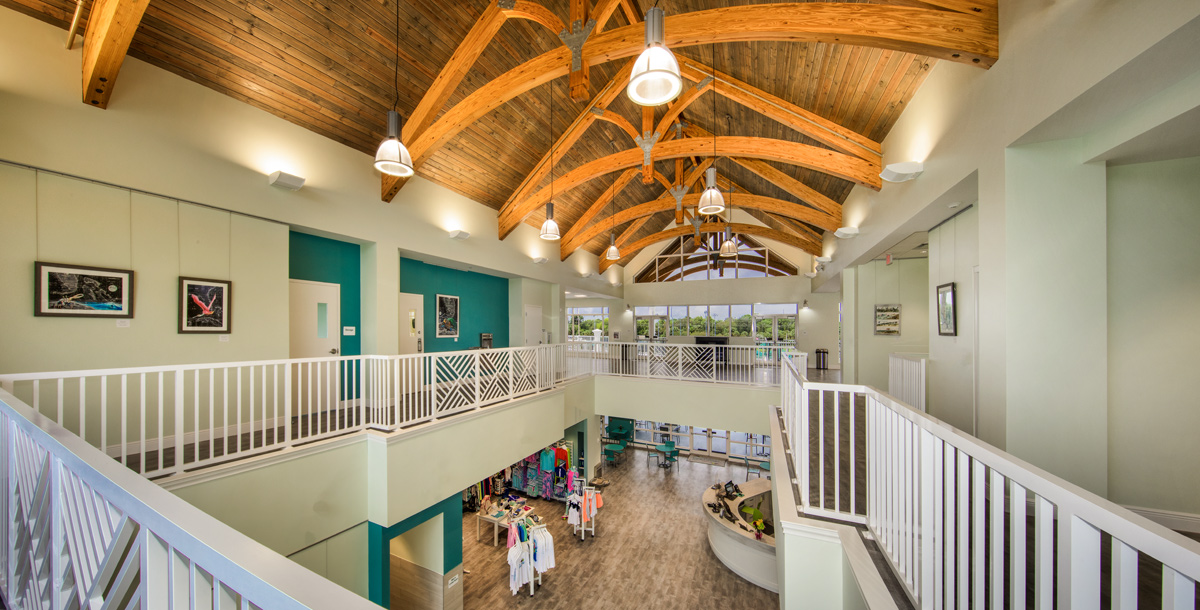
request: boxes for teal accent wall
[367,494,464,607]
[399,258,509,352]
[289,232,361,357]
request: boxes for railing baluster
[957,451,969,607]
[920,428,935,607]
[174,370,184,475]
[990,469,1005,610]
[943,442,954,607]
[139,374,146,474]
[1112,536,1137,610]
[1035,495,1053,609]
[101,376,108,455]
[1162,567,1195,610]
[1011,480,1028,610]
[120,374,128,466]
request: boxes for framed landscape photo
[35,261,134,318]
[874,304,901,336]
[937,282,957,336]
[179,277,232,334]
[436,294,459,338]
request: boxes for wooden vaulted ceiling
[3,0,998,265]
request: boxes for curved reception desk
[703,478,777,592]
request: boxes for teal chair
[663,448,680,470]
[742,456,761,480]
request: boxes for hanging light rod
[375,0,414,178]
[626,6,682,106]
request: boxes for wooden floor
[460,451,779,609]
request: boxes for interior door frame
[288,279,342,358]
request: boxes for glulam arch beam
[561,193,839,259]
[499,136,879,239]
[383,3,998,200]
[598,223,821,273]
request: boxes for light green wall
[0,165,288,375]
[927,206,979,432]
[852,258,929,389]
[170,441,368,556]
[1005,139,1109,497]
[289,523,370,598]
[380,392,568,526]
[1107,156,1200,513]
[389,514,443,573]
[594,376,778,435]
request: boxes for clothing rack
[565,478,598,540]
[508,516,552,597]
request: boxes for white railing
[780,355,1200,609]
[565,341,792,386]
[888,352,927,412]
[0,345,570,479]
[0,387,380,610]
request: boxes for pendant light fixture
[374,0,414,177]
[540,82,561,241]
[697,43,724,214]
[626,5,682,106]
[719,186,737,257]
[605,177,620,260]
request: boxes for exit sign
[886,253,893,265]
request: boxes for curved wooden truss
[383,2,998,201]
[498,136,880,238]
[598,222,822,273]
[561,193,838,259]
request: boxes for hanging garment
[566,493,582,526]
[554,446,568,465]
[566,470,574,491]
[540,448,554,471]
[596,492,604,509]
[508,542,533,595]
[531,527,556,573]
[540,471,554,499]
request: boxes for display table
[476,505,535,546]
[702,478,777,592]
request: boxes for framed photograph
[35,261,134,318]
[179,277,232,334]
[436,294,459,338]
[937,282,957,336]
[874,304,901,336]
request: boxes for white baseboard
[1124,505,1200,535]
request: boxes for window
[567,307,608,338]
[688,305,709,336]
[669,306,689,337]
[731,305,753,337]
[709,305,730,336]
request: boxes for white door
[524,305,542,346]
[289,280,341,358]
[398,292,424,355]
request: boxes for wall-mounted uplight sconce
[580,272,594,279]
[815,256,831,263]
[803,272,817,279]
[834,226,860,239]
[880,161,924,183]
[268,170,306,191]
[802,299,809,309]
[532,257,548,264]
[448,229,470,240]
[611,281,623,287]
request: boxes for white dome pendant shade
[605,233,620,260]
[719,227,737,257]
[374,110,414,177]
[540,202,560,240]
[626,7,682,106]
[697,167,725,215]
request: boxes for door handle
[329,348,339,355]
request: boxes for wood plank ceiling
[2,0,996,263]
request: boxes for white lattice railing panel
[647,345,679,378]
[434,354,476,413]
[680,347,715,380]
[512,350,539,396]
[478,351,510,405]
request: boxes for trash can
[815,348,829,370]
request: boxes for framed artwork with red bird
[179,277,231,334]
